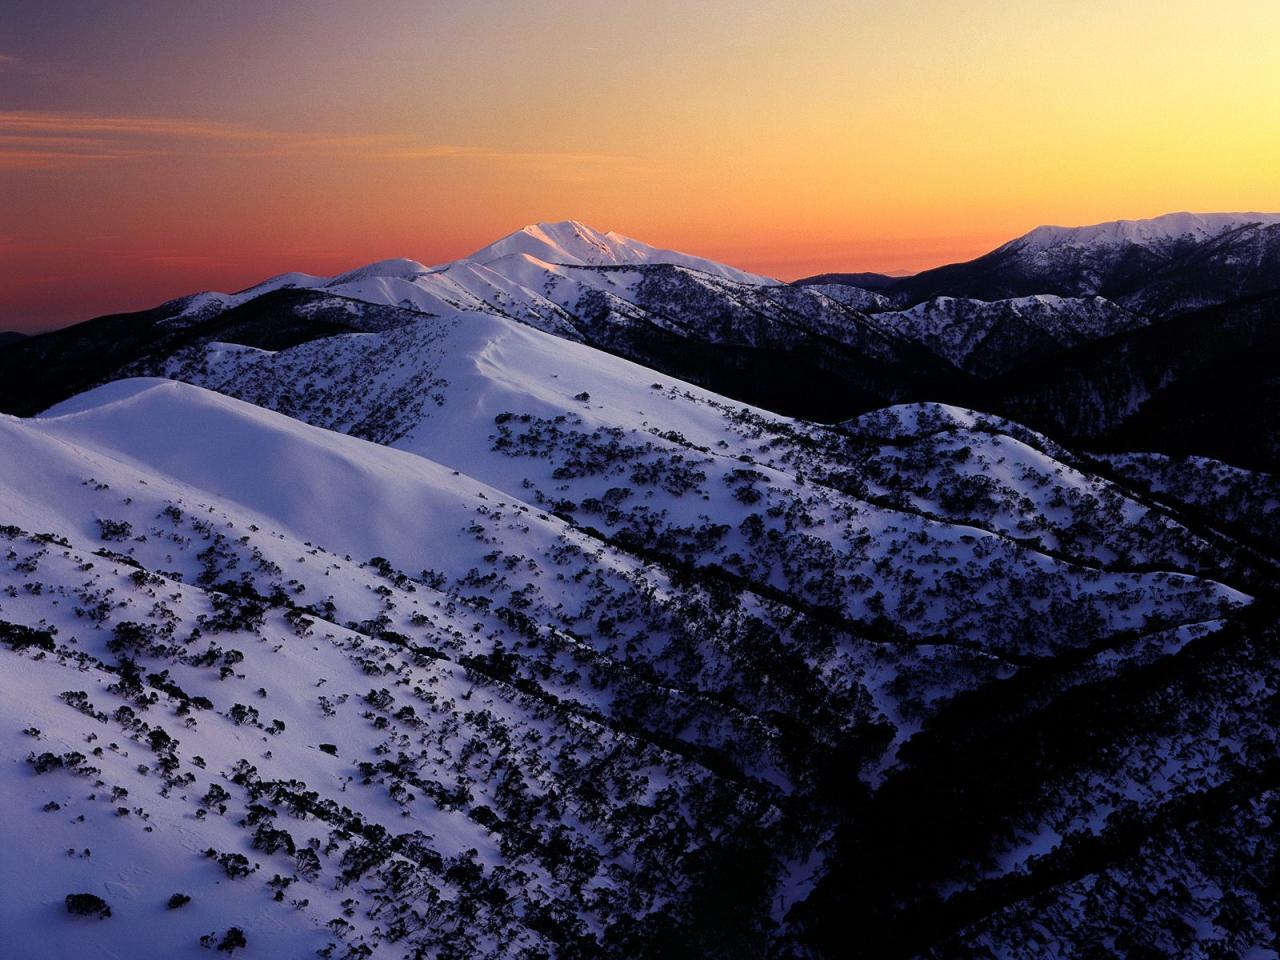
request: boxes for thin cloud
[0,111,266,139]
[368,145,637,166]
[0,112,268,168]
[0,111,640,171]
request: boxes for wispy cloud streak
[0,111,637,171]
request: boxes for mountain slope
[5,383,807,958]
[122,310,1265,652]
[866,294,1147,377]
[1098,452,1280,555]
[4,358,1273,958]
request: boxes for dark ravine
[792,599,1280,959]
[979,290,1280,472]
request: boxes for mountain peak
[521,218,598,236]
[468,219,647,268]
[464,219,778,284]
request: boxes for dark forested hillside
[983,291,1280,471]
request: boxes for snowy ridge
[135,307,1248,638]
[878,210,1280,316]
[5,212,1280,958]
[160,273,328,326]
[868,294,1147,375]
[1008,211,1280,253]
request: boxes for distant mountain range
[4,213,1278,470]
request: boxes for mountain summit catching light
[462,220,778,285]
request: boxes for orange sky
[3,0,1280,330]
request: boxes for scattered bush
[0,620,55,652]
[65,893,111,918]
[96,518,133,542]
[217,927,247,954]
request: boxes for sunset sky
[3,0,1280,331]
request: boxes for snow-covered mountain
[132,221,967,421]
[154,218,1176,381]
[162,220,777,330]
[4,317,1274,957]
[3,209,1280,958]
[462,219,777,285]
[857,211,1280,313]
[1014,211,1280,251]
